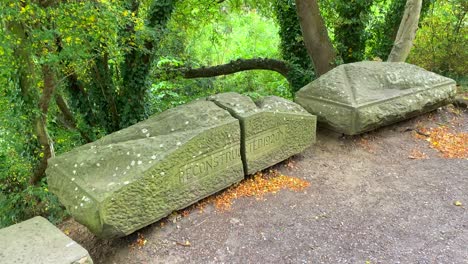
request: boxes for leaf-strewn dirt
[60,106,468,264]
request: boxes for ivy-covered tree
[0,1,177,227]
[332,0,374,63]
[273,0,315,91]
[1,0,175,184]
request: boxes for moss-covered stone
[47,93,317,238]
[0,216,93,264]
[295,62,456,135]
[47,100,244,238]
[209,93,316,174]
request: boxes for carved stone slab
[209,93,316,174]
[0,216,93,264]
[295,62,456,135]
[47,100,244,238]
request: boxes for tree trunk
[387,0,423,62]
[294,0,336,76]
[8,21,56,185]
[30,65,57,185]
[118,0,175,128]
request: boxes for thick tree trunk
[181,58,290,80]
[294,0,336,76]
[387,0,423,62]
[8,21,56,185]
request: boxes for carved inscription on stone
[246,126,287,156]
[179,144,241,184]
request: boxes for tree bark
[387,0,423,62]
[180,58,290,80]
[294,0,336,76]
[8,21,56,185]
[30,65,57,185]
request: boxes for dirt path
[61,106,468,264]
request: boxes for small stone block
[0,216,93,264]
[209,93,316,174]
[47,100,244,238]
[295,62,456,135]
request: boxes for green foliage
[0,0,177,226]
[408,0,467,79]
[331,0,374,63]
[0,92,69,227]
[117,0,175,128]
[149,78,215,113]
[156,3,291,101]
[366,0,433,60]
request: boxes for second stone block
[209,93,316,175]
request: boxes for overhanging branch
[163,58,290,81]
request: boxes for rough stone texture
[295,62,456,135]
[0,216,92,264]
[209,93,316,175]
[47,100,244,238]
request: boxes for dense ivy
[332,0,374,63]
[0,0,176,226]
[62,0,176,132]
[117,0,175,128]
[273,0,314,92]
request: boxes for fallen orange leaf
[414,126,467,159]
[180,170,310,214]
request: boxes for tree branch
[172,58,290,80]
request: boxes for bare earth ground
[60,106,468,264]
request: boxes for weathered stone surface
[209,93,316,174]
[47,100,244,238]
[0,216,92,264]
[295,62,457,135]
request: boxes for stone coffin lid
[46,100,244,238]
[296,61,455,108]
[0,216,93,264]
[295,62,456,135]
[208,92,316,174]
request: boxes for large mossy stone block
[295,62,456,135]
[47,101,244,238]
[209,93,316,175]
[0,216,93,264]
